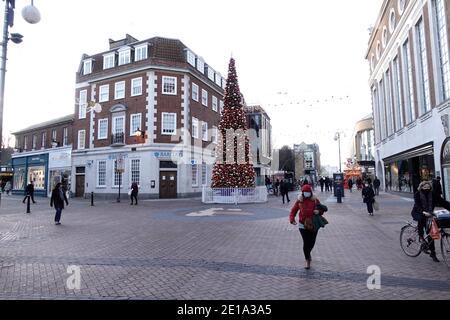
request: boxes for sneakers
[55,222,61,225]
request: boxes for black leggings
[130,194,138,204]
[417,216,436,254]
[299,229,318,260]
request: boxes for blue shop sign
[154,151,183,159]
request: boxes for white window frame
[212,126,218,144]
[112,116,125,135]
[215,73,222,86]
[115,81,125,100]
[197,57,205,73]
[392,57,404,131]
[432,0,450,102]
[78,90,87,119]
[192,117,199,139]
[112,159,123,188]
[161,112,177,135]
[135,44,148,61]
[130,113,142,136]
[98,118,108,140]
[162,76,177,95]
[78,130,86,150]
[201,162,207,186]
[202,89,208,107]
[187,50,196,67]
[32,134,36,150]
[103,53,115,69]
[118,48,131,66]
[97,160,107,188]
[402,38,416,123]
[99,84,109,102]
[130,159,140,186]
[191,160,198,187]
[202,122,208,141]
[219,100,224,113]
[83,59,92,75]
[131,77,143,96]
[212,96,218,112]
[207,67,215,81]
[63,127,68,146]
[52,129,57,142]
[24,136,28,150]
[415,17,431,115]
[41,132,46,148]
[192,83,199,102]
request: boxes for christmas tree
[211,58,256,188]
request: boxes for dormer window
[103,53,115,69]
[197,57,205,73]
[135,44,148,61]
[83,59,92,75]
[118,47,131,66]
[186,50,196,67]
[221,78,226,90]
[207,67,215,81]
[215,73,222,86]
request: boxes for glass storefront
[384,153,434,193]
[13,167,26,190]
[49,169,71,193]
[28,166,46,190]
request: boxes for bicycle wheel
[400,224,422,257]
[440,231,450,268]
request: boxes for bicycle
[400,210,450,268]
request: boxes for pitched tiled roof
[12,114,73,135]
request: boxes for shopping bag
[430,218,441,240]
[128,189,132,196]
[373,200,379,211]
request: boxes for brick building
[367,0,450,195]
[72,35,226,199]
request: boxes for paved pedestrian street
[0,190,449,300]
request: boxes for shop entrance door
[75,175,85,198]
[159,171,177,198]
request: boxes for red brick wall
[14,121,73,152]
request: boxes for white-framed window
[433,0,450,101]
[83,59,92,75]
[162,112,177,135]
[115,81,125,100]
[131,77,143,96]
[197,57,205,73]
[130,159,140,185]
[212,126,218,144]
[215,73,222,86]
[207,67,215,81]
[202,122,208,141]
[201,89,208,106]
[201,162,207,186]
[402,38,415,123]
[79,90,87,119]
[192,117,199,139]
[113,159,123,187]
[382,26,388,48]
[97,160,107,187]
[383,69,394,136]
[52,129,57,142]
[98,118,108,140]
[187,50,196,67]
[212,96,218,112]
[389,9,396,33]
[415,17,431,115]
[378,80,387,140]
[32,134,37,150]
[99,85,109,102]
[219,100,224,113]
[112,116,125,135]
[78,130,86,150]
[130,113,142,136]
[103,53,115,69]
[118,48,131,66]
[191,162,198,187]
[392,56,404,131]
[221,78,226,90]
[192,83,199,102]
[135,44,148,61]
[41,132,46,148]
[24,136,28,150]
[398,0,406,14]
[162,76,177,95]
[63,127,68,146]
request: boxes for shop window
[28,166,46,190]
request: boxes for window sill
[162,92,177,96]
[96,186,107,189]
[407,121,417,130]
[419,111,432,123]
[396,128,405,136]
[388,135,395,141]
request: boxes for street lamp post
[334,132,342,173]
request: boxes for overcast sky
[2,0,384,167]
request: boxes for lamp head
[93,103,102,114]
[22,3,41,24]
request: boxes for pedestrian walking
[130,182,139,205]
[324,177,329,192]
[4,181,11,195]
[373,176,380,195]
[329,178,333,192]
[347,178,353,193]
[265,176,272,194]
[362,181,375,216]
[411,181,440,262]
[23,181,36,204]
[280,179,290,204]
[274,179,280,197]
[319,177,325,192]
[50,183,69,225]
[289,184,326,269]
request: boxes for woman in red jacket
[289,184,322,269]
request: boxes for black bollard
[91,192,94,206]
[26,195,31,213]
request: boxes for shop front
[11,153,49,197]
[383,144,435,194]
[48,148,72,197]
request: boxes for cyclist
[411,181,440,262]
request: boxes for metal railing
[111,132,125,145]
[202,186,267,204]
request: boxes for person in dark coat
[373,176,381,195]
[274,179,280,197]
[23,181,36,204]
[280,179,290,204]
[362,181,375,216]
[347,178,353,193]
[130,182,139,205]
[50,183,69,225]
[319,177,325,192]
[411,181,439,262]
[324,177,330,192]
[432,177,450,210]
